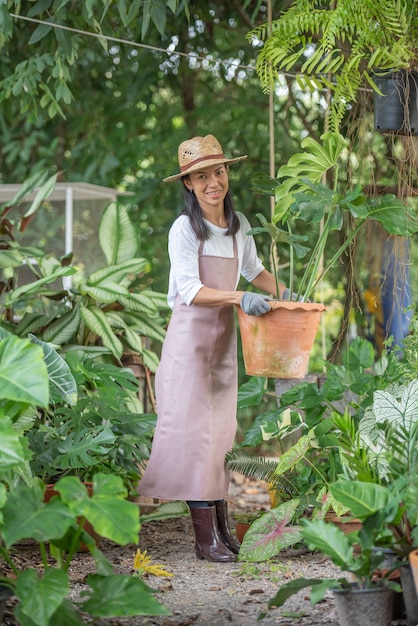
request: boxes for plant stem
[0,544,18,576]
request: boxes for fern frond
[225,449,297,495]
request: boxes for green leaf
[0,170,50,211]
[23,172,58,218]
[29,334,77,405]
[140,500,189,523]
[274,430,316,475]
[266,577,340,611]
[79,305,124,358]
[5,266,77,306]
[81,574,170,616]
[56,474,140,545]
[302,519,355,569]
[99,202,139,266]
[237,376,266,409]
[329,480,391,519]
[53,427,116,469]
[28,23,53,45]
[0,416,27,470]
[2,483,75,547]
[41,306,81,345]
[15,568,69,626]
[88,258,148,285]
[0,335,49,407]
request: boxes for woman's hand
[240,292,272,316]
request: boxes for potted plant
[262,480,404,626]
[232,509,268,544]
[237,131,417,378]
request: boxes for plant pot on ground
[260,480,404,625]
[232,510,268,544]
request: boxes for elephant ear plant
[250,131,417,302]
[0,331,170,625]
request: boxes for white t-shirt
[167,212,265,309]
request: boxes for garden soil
[2,474,409,626]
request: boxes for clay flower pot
[236,301,325,379]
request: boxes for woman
[139,134,286,562]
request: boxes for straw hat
[163,134,247,183]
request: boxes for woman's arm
[251,268,286,298]
[191,286,244,307]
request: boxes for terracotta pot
[236,301,325,379]
[409,549,418,596]
[235,522,251,544]
[325,514,363,534]
[44,482,100,552]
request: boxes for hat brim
[163,155,247,183]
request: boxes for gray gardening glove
[240,292,272,316]
[282,288,298,301]
[282,288,306,302]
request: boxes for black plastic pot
[400,564,418,626]
[374,71,418,135]
[0,584,13,624]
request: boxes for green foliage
[28,352,156,493]
[0,474,170,625]
[0,189,168,370]
[249,0,418,128]
[250,132,418,301]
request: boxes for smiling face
[183,163,229,222]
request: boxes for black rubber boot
[189,505,236,562]
[215,500,241,554]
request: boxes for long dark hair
[180,176,240,241]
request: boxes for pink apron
[138,237,239,501]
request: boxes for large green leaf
[4,266,77,306]
[329,480,391,519]
[0,335,49,407]
[55,474,140,545]
[99,202,140,266]
[81,574,170,617]
[29,334,77,405]
[237,376,266,409]
[53,427,116,469]
[274,429,316,475]
[15,568,69,626]
[81,282,130,303]
[2,482,75,547]
[88,259,149,286]
[0,417,27,470]
[302,518,355,569]
[79,304,123,358]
